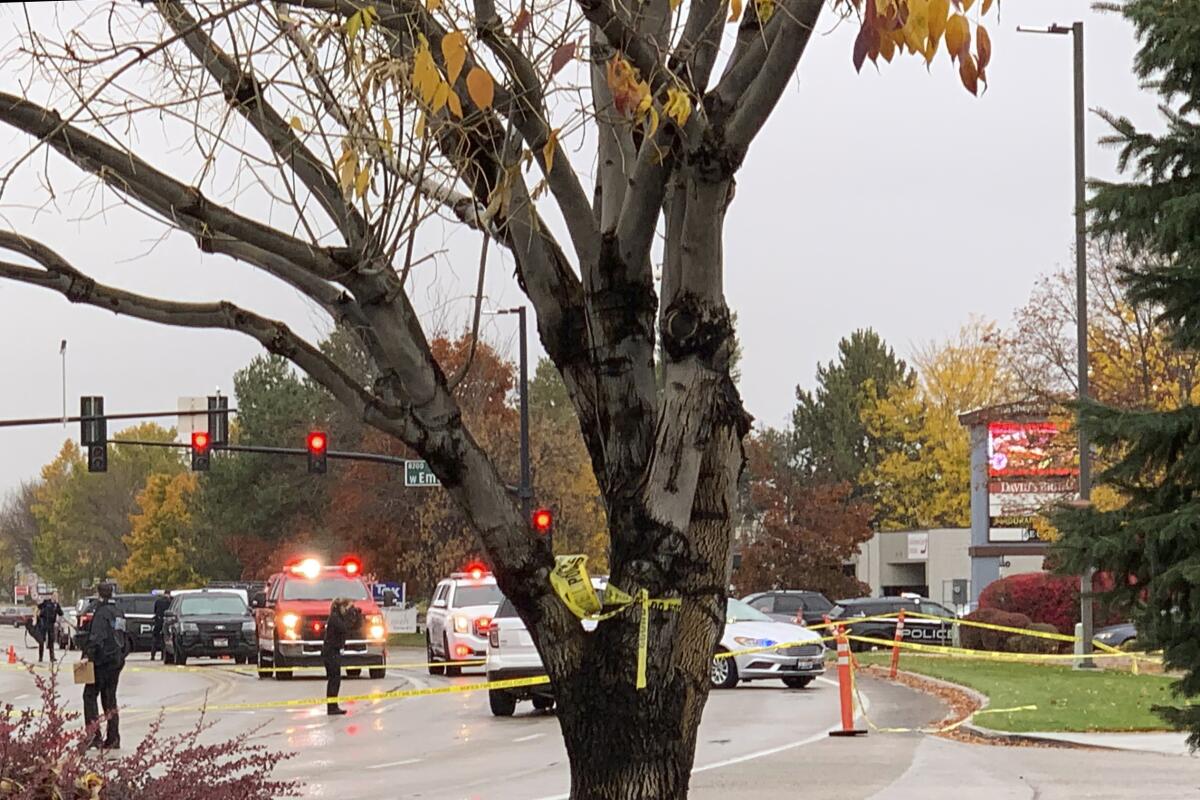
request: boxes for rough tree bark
[0,0,823,796]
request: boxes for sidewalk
[1011,730,1196,756]
[691,676,1200,800]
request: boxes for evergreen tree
[1054,0,1200,744]
[791,329,913,485]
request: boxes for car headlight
[181,622,199,633]
[280,613,299,630]
[242,621,256,633]
[453,615,470,634]
[733,637,776,648]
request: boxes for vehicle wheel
[175,643,188,667]
[489,690,516,717]
[782,677,814,689]
[427,637,445,676]
[369,664,386,679]
[256,652,271,680]
[234,655,246,665]
[532,695,555,711]
[164,647,175,665]
[275,668,293,680]
[443,636,462,676]
[347,668,362,678]
[710,651,739,690]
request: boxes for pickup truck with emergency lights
[251,557,387,679]
[425,564,504,675]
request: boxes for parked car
[486,577,605,716]
[741,590,835,626]
[1094,621,1138,649]
[828,596,958,651]
[712,598,826,689]
[0,605,34,628]
[165,590,256,665]
[73,593,157,652]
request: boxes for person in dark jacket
[36,593,63,663]
[150,591,171,661]
[322,598,363,716]
[83,583,126,749]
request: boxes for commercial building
[852,528,1044,612]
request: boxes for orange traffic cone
[6,645,16,664]
[829,625,867,737]
[888,609,906,679]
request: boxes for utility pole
[488,306,533,528]
[1019,20,1094,667]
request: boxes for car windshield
[282,577,370,601]
[454,584,504,607]
[727,598,773,623]
[179,595,248,615]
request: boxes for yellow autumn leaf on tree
[355,166,370,199]
[944,13,970,61]
[413,37,441,106]
[981,0,995,13]
[414,112,427,139]
[901,0,930,55]
[644,106,659,137]
[346,9,363,42]
[336,145,358,196]
[432,81,451,113]
[605,56,650,118]
[466,67,495,110]
[756,0,775,23]
[289,116,303,132]
[670,0,682,9]
[427,0,442,11]
[664,88,692,127]
[543,128,559,172]
[926,0,950,61]
[961,0,975,10]
[441,31,467,85]
[728,0,742,23]
[447,90,463,119]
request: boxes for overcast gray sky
[0,1,1163,497]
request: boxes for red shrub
[979,572,1122,634]
[0,668,296,800]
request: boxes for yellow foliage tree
[861,319,1021,530]
[115,473,205,592]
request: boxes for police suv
[425,565,504,675]
[828,595,958,650]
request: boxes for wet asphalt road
[0,625,846,799]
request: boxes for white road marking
[13,694,29,702]
[366,758,422,770]
[514,733,545,743]
[528,678,873,800]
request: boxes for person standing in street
[82,583,126,749]
[36,593,63,663]
[150,591,171,661]
[321,597,362,716]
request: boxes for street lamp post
[1019,20,1094,668]
[492,307,533,529]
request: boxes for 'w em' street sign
[404,460,441,487]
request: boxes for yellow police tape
[848,632,1144,663]
[547,555,681,690]
[121,675,553,716]
[895,610,1130,655]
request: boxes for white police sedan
[711,598,826,689]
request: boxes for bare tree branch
[0,92,345,281]
[669,0,726,94]
[156,0,370,249]
[724,0,823,155]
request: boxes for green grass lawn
[861,652,1179,733]
[387,631,426,648]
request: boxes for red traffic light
[307,431,327,453]
[191,431,210,451]
[532,507,553,534]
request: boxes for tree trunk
[551,404,743,800]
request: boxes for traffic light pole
[110,438,412,468]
